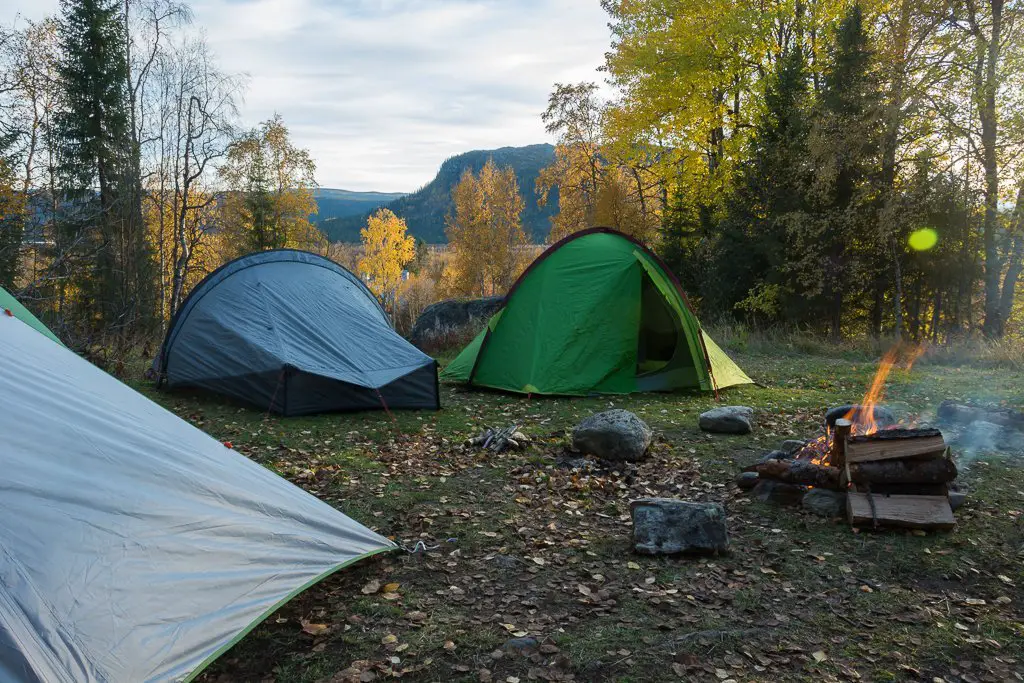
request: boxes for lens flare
[909,228,938,251]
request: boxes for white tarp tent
[0,314,393,682]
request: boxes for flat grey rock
[949,491,967,511]
[699,406,754,435]
[631,498,729,554]
[572,409,652,462]
[802,488,846,517]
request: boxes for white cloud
[1,0,611,190]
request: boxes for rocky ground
[133,349,1024,683]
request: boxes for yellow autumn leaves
[358,208,415,309]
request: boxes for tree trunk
[980,0,1004,337]
[995,183,1024,336]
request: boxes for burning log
[753,459,841,489]
[830,418,853,468]
[846,455,957,486]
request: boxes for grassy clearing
[135,347,1024,683]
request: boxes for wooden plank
[847,493,955,530]
[845,434,946,463]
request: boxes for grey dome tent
[156,249,439,415]
[0,313,393,682]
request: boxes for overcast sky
[1,0,611,191]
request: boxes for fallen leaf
[444,640,456,651]
[532,557,545,566]
[407,611,428,621]
[760,567,777,575]
[300,620,329,636]
[964,598,986,606]
[954,623,969,631]
[715,668,729,680]
[382,582,400,593]
[997,574,1014,585]
[812,650,827,662]
[859,585,873,593]
[361,580,381,595]
[381,634,398,645]
[627,562,641,570]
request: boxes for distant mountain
[319,143,558,244]
[312,188,407,223]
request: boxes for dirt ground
[135,349,1024,683]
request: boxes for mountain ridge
[319,143,557,244]
[312,188,407,223]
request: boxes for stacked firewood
[747,418,958,530]
[840,425,956,530]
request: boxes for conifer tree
[715,46,811,321]
[53,0,153,336]
[794,3,883,337]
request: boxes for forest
[1,0,1022,353]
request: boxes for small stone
[699,406,754,435]
[756,450,790,465]
[802,488,846,517]
[501,637,539,655]
[948,491,967,511]
[781,439,808,454]
[492,555,519,569]
[751,479,806,506]
[630,498,729,554]
[735,471,759,490]
[572,409,653,462]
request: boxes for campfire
[742,345,959,530]
[796,344,928,466]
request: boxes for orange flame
[843,343,925,436]
[798,343,925,466]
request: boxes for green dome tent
[441,228,752,395]
[0,285,62,346]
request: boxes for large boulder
[825,404,896,430]
[409,296,503,350]
[699,406,754,434]
[572,409,652,462]
[630,499,729,555]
